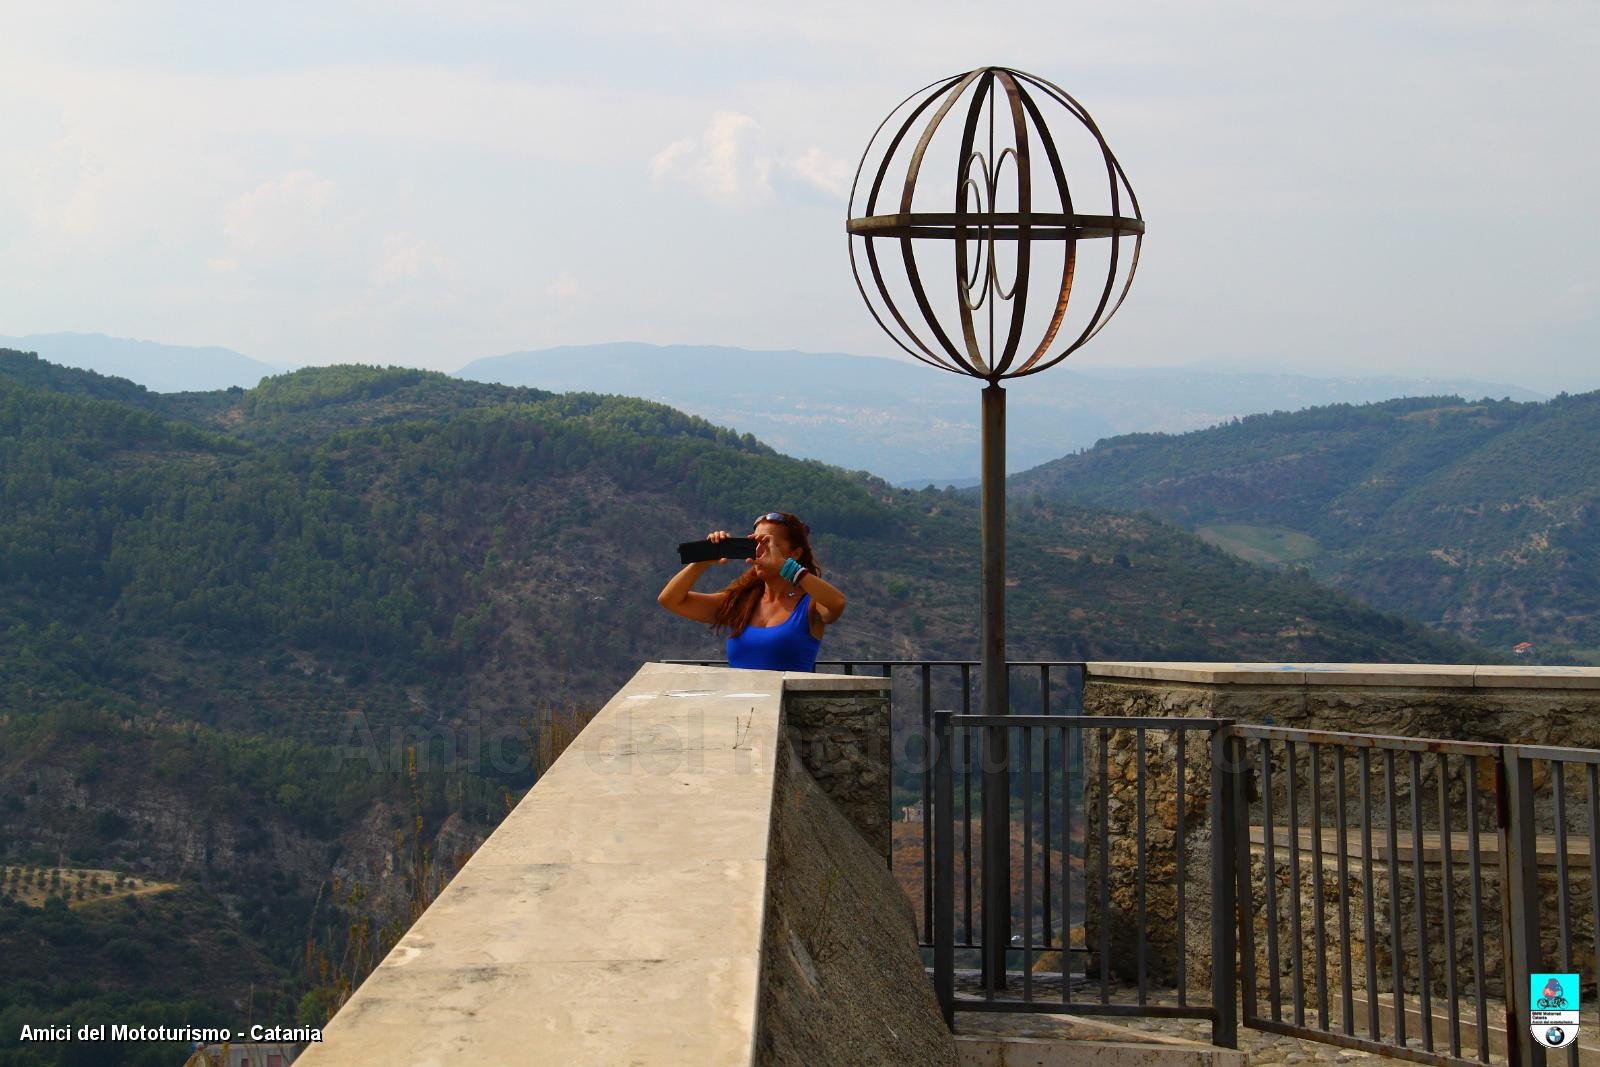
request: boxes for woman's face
[751,520,797,576]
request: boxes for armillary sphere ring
[846,66,1144,383]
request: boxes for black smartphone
[678,537,759,564]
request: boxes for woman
[657,511,847,672]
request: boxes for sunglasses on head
[754,512,811,539]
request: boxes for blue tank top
[726,593,822,672]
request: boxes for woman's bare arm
[798,570,847,625]
[657,561,724,624]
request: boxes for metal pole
[980,382,1012,991]
[1210,729,1240,1049]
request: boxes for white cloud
[545,270,583,301]
[373,233,453,287]
[781,145,853,201]
[648,114,859,207]
[223,169,337,255]
[649,111,772,204]
[23,134,111,237]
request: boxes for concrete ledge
[297,662,941,1067]
[781,672,893,693]
[1087,661,1600,689]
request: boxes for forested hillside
[1009,393,1600,657]
[0,349,1487,1061]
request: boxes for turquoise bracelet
[779,558,803,584]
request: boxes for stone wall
[1081,663,1600,1004]
[783,686,891,860]
[1084,665,1600,762]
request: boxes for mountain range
[0,332,286,394]
[0,332,1543,484]
[1010,393,1600,656]
[456,343,1545,484]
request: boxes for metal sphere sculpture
[847,67,1143,382]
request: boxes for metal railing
[1230,726,1508,1066]
[930,711,1241,1048]
[1232,729,1600,1067]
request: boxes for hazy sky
[2,2,1596,392]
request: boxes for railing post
[1502,748,1544,1067]
[1210,728,1240,1049]
[933,710,956,1028]
[1231,729,1257,1028]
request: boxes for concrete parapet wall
[295,662,938,1067]
[755,733,955,1066]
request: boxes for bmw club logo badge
[1530,973,1581,1049]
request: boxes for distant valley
[456,343,1544,484]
